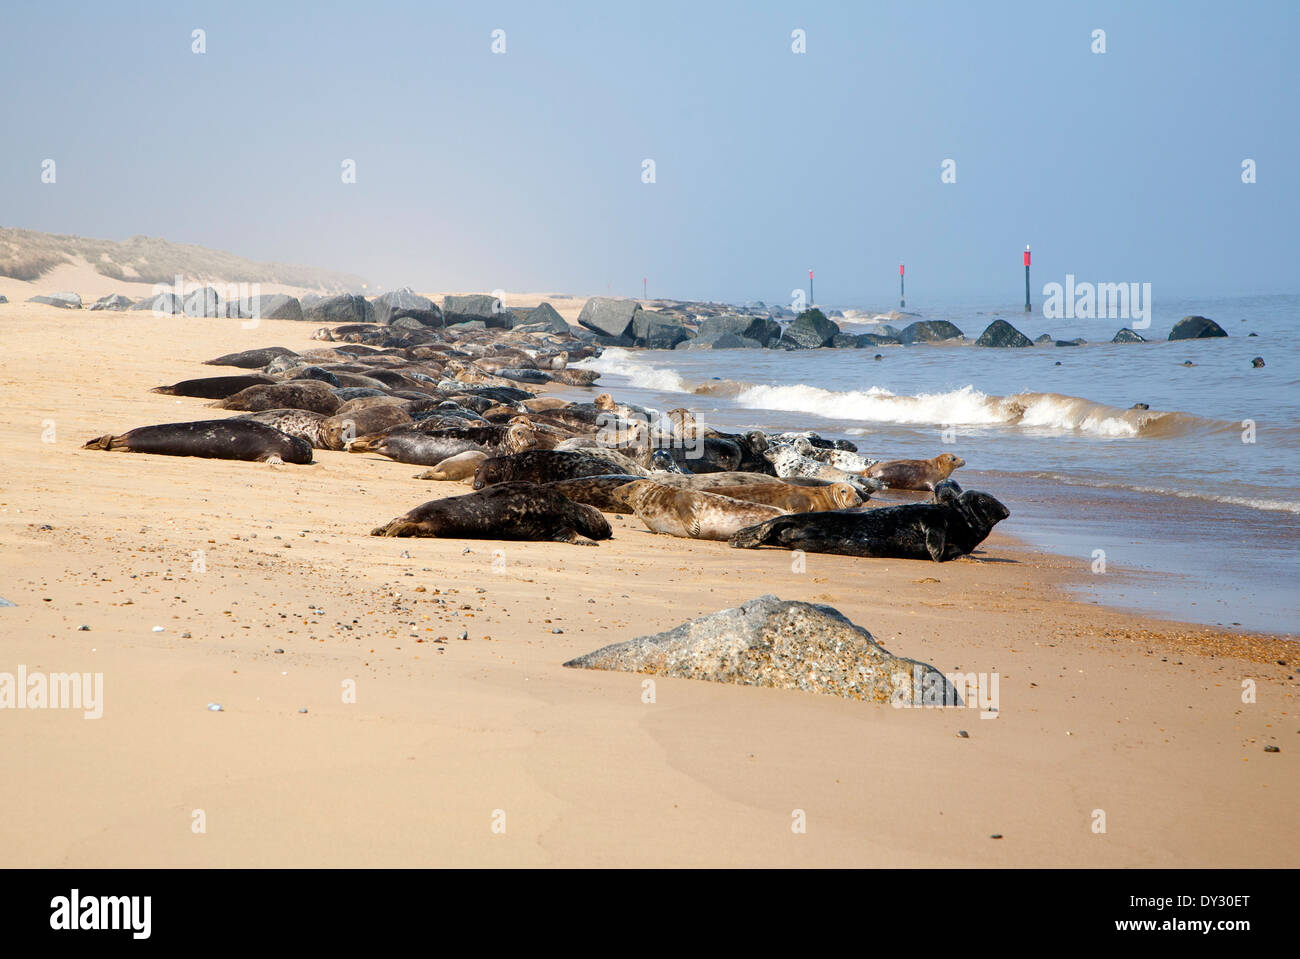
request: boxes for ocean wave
[1021,472,1300,515]
[573,348,690,392]
[576,350,1235,440]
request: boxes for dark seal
[82,419,313,464]
[728,480,1008,562]
[371,482,612,545]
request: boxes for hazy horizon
[3,0,1296,306]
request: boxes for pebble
[152,626,165,632]
[181,632,191,638]
[78,625,90,631]
[206,703,224,712]
[1264,745,1280,753]
[298,708,308,714]
[273,648,285,654]
[989,834,1003,839]
[957,730,969,738]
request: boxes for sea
[573,293,1299,636]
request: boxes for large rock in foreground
[899,320,963,344]
[578,297,642,338]
[1168,315,1227,340]
[974,319,1032,348]
[563,595,958,705]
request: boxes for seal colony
[77,313,1003,557]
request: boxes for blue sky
[2,0,1296,306]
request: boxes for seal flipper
[553,528,600,546]
[82,434,117,450]
[924,525,948,562]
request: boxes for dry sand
[0,296,1295,868]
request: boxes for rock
[577,297,642,339]
[302,293,374,325]
[899,319,963,344]
[1264,745,1280,753]
[1034,333,1053,344]
[831,332,902,348]
[28,291,82,309]
[129,292,184,314]
[1055,338,1086,347]
[0,295,7,304]
[711,332,763,349]
[183,286,223,317]
[1252,356,1265,368]
[373,289,441,326]
[1169,315,1227,340]
[1131,402,1149,410]
[695,313,781,347]
[780,309,840,349]
[442,293,501,326]
[630,309,689,349]
[563,595,958,705]
[1111,328,1146,343]
[521,302,570,335]
[974,319,1033,348]
[227,293,303,321]
[87,293,134,311]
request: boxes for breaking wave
[576,351,1229,439]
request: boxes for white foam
[573,348,690,393]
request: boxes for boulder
[1055,338,1085,347]
[183,286,223,317]
[711,332,763,349]
[521,302,570,335]
[442,293,501,326]
[779,308,840,349]
[577,297,641,339]
[28,291,82,309]
[1033,333,1053,345]
[373,289,441,326]
[302,293,373,325]
[1111,328,1146,344]
[129,292,183,314]
[975,319,1033,348]
[632,309,689,349]
[227,293,303,321]
[1169,315,1227,340]
[563,595,958,705]
[899,320,963,344]
[696,313,781,347]
[88,293,134,311]
[832,332,902,348]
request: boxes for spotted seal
[614,481,786,541]
[865,453,965,491]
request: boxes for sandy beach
[0,289,1294,869]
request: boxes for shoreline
[1,304,1296,867]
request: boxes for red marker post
[1024,245,1031,312]
[809,268,814,309]
[899,263,905,309]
